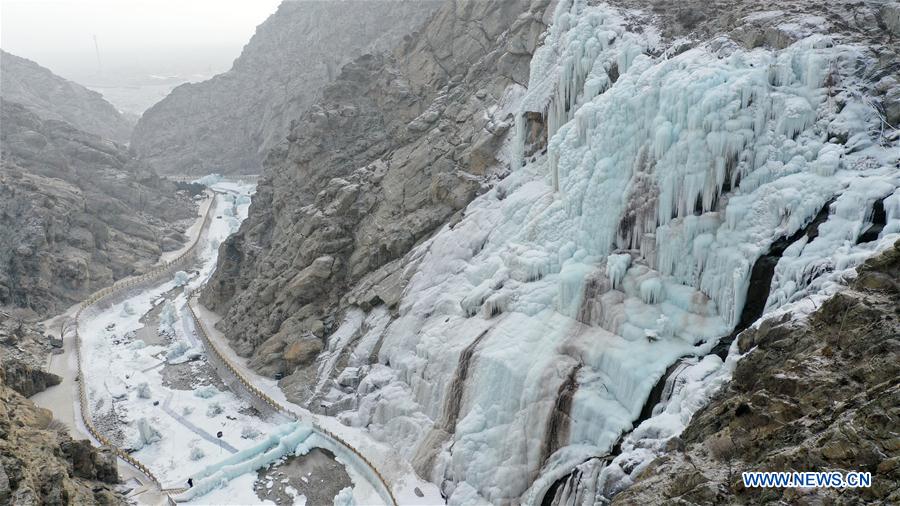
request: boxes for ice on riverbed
[190,446,206,461]
[174,270,191,287]
[137,382,152,399]
[78,180,282,489]
[120,302,135,317]
[159,301,177,336]
[135,417,162,449]
[194,385,221,399]
[166,340,190,361]
[334,487,356,506]
[195,173,223,186]
[241,426,261,440]
[207,402,223,417]
[178,423,314,503]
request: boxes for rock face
[0,99,194,316]
[195,0,900,503]
[615,241,900,505]
[202,0,549,386]
[0,373,122,505]
[130,0,443,175]
[0,51,133,143]
[0,359,60,399]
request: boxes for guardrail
[71,191,217,495]
[168,174,261,184]
[185,296,399,506]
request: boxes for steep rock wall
[130,0,443,175]
[0,51,133,143]
[200,0,899,503]
[0,371,123,505]
[0,100,194,317]
[202,0,550,373]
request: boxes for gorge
[1,0,898,505]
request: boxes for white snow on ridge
[337,1,899,504]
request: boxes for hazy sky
[1,0,282,78]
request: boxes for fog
[1,0,282,113]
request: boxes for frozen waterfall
[330,1,899,504]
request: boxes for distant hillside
[0,99,193,316]
[0,50,133,143]
[130,0,442,175]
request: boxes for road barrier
[185,296,399,506]
[71,191,216,494]
[168,174,261,184]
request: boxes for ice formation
[190,446,206,461]
[174,270,191,287]
[119,302,135,317]
[334,487,357,506]
[331,1,898,504]
[137,382,152,399]
[179,422,314,502]
[135,417,162,449]
[195,173,224,186]
[207,402,224,417]
[159,301,177,336]
[194,385,221,399]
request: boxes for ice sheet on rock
[337,2,899,503]
[194,173,223,186]
[309,309,365,404]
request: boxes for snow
[187,473,274,505]
[332,2,899,504]
[75,176,403,504]
[78,180,279,491]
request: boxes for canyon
[2,0,899,504]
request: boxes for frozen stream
[76,180,323,504]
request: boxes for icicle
[639,277,664,304]
[605,254,631,289]
[512,112,525,170]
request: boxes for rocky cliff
[0,371,123,505]
[201,0,549,383]
[615,240,900,505]
[192,0,900,502]
[0,99,194,317]
[130,0,443,175]
[0,51,133,144]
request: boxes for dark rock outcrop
[0,99,194,316]
[130,0,442,175]
[0,51,133,143]
[0,359,60,399]
[201,0,550,398]
[0,373,123,505]
[614,240,900,505]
